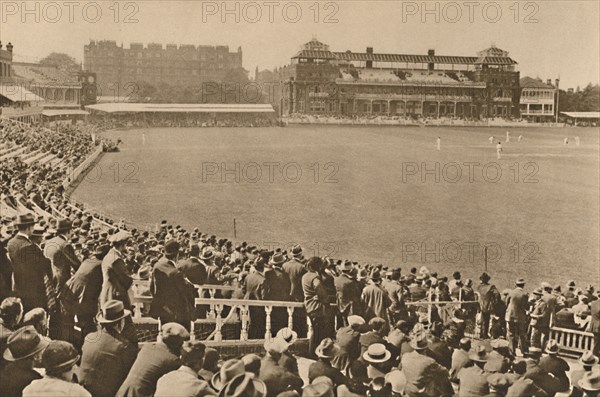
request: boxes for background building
[84,40,243,95]
[282,39,521,119]
[520,76,558,122]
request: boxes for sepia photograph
[0,1,599,396]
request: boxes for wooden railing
[550,326,595,356]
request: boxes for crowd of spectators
[88,113,278,131]
[1,118,600,396]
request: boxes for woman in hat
[23,340,91,397]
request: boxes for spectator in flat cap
[100,230,133,310]
[116,322,189,397]
[23,340,91,397]
[155,340,216,397]
[150,240,195,328]
[80,300,138,397]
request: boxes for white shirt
[23,377,91,397]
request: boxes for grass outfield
[72,125,600,289]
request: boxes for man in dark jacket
[334,261,364,324]
[264,253,292,336]
[7,214,54,312]
[80,300,139,397]
[177,244,207,285]
[282,246,307,337]
[116,322,189,397]
[101,231,133,310]
[67,243,109,339]
[477,272,501,339]
[244,257,267,339]
[150,240,195,328]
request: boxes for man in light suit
[505,277,530,356]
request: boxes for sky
[1,0,598,89]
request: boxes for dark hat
[3,325,49,361]
[269,253,286,267]
[15,213,35,226]
[56,219,72,232]
[96,300,131,324]
[291,245,303,258]
[580,351,599,366]
[545,339,560,355]
[218,372,267,397]
[370,271,382,282]
[41,341,79,374]
[164,240,180,256]
[527,347,542,358]
[480,272,491,282]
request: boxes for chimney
[6,42,13,52]
[546,79,551,86]
[366,47,373,54]
[428,49,435,71]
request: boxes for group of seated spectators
[1,117,600,396]
[88,113,278,130]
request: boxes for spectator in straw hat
[116,322,189,397]
[0,325,49,397]
[219,372,267,397]
[23,340,91,397]
[309,338,347,387]
[155,340,216,397]
[363,343,392,379]
[259,338,303,397]
[401,332,453,397]
[571,352,599,397]
[539,339,570,392]
[79,300,138,397]
[361,270,391,325]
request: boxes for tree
[39,53,80,74]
